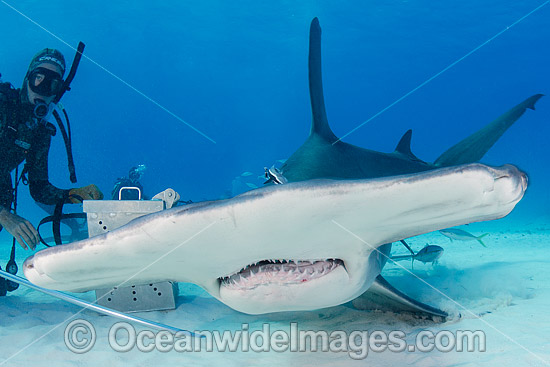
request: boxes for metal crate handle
[118,186,142,200]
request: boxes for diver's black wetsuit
[111,178,144,200]
[0,85,69,225]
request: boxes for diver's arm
[0,205,39,250]
[26,129,70,205]
[0,172,39,250]
[27,125,103,205]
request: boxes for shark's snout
[492,164,526,181]
[491,164,528,204]
[23,255,59,289]
[23,256,38,274]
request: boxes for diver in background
[0,48,104,251]
[111,164,147,200]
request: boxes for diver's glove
[68,184,104,203]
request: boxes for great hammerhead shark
[278,18,542,316]
[22,18,537,318]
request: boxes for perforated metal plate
[83,200,178,313]
[95,282,178,313]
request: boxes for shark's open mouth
[219,259,345,290]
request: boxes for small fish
[391,245,444,264]
[439,228,489,247]
[415,245,444,263]
[245,183,258,189]
[241,172,254,177]
[264,166,288,185]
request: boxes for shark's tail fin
[477,233,489,248]
[308,17,338,143]
[434,94,544,167]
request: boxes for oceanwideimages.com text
[65,320,486,359]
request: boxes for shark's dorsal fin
[394,130,413,155]
[394,129,423,162]
[308,17,338,143]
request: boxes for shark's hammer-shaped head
[23,164,526,315]
[213,164,526,314]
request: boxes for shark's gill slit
[219,259,345,289]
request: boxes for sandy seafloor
[1,215,549,366]
[1,0,550,366]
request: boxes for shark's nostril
[23,256,34,270]
[493,171,511,181]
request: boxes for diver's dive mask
[28,67,63,97]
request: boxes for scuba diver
[111,164,147,200]
[0,48,104,294]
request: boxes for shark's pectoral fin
[351,275,448,319]
[434,94,544,167]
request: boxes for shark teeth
[220,259,344,290]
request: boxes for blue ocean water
[1,3,549,366]
[0,0,548,223]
